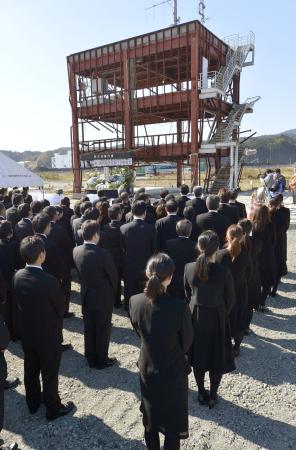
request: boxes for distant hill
[282,129,296,138]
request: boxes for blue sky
[0,0,295,151]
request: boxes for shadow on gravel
[188,395,296,450]
[4,390,146,449]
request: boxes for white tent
[0,152,44,188]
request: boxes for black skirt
[140,373,189,439]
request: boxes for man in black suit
[196,195,230,248]
[186,186,207,219]
[6,193,23,229]
[0,203,6,221]
[120,191,131,222]
[22,187,33,205]
[165,219,196,299]
[73,220,118,369]
[72,201,92,246]
[44,206,74,318]
[218,188,239,224]
[155,199,179,250]
[32,213,64,282]
[120,201,156,307]
[177,184,190,218]
[100,205,124,308]
[14,203,34,242]
[59,197,74,243]
[229,189,247,219]
[13,236,74,421]
[0,312,10,445]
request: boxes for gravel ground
[2,229,296,450]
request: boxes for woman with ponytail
[216,224,251,356]
[130,253,193,450]
[184,231,235,409]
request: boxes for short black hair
[80,201,93,215]
[17,203,31,219]
[32,213,51,234]
[165,199,178,214]
[12,193,24,207]
[20,236,45,264]
[206,195,220,211]
[0,221,13,239]
[108,205,122,221]
[41,199,50,208]
[229,189,239,201]
[165,194,175,202]
[193,186,203,198]
[160,189,169,199]
[176,219,192,237]
[81,220,100,241]
[30,200,42,215]
[183,206,194,221]
[61,197,70,207]
[43,206,57,221]
[131,201,147,217]
[180,184,189,195]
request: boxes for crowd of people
[0,183,291,450]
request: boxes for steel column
[68,63,81,193]
[190,32,199,186]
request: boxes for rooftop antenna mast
[198,0,208,24]
[146,0,180,25]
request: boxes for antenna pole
[199,0,206,24]
[173,0,178,25]
[146,0,180,25]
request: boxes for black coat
[279,205,290,274]
[165,237,196,298]
[35,234,64,281]
[14,218,34,242]
[186,197,207,218]
[0,239,23,291]
[155,214,179,250]
[13,267,64,347]
[184,262,235,374]
[177,195,190,218]
[120,220,156,279]
[248,236,263,309]
[49,222,73,267]
[130,292,193,438]
[218,203,239,225]
[229,201,247,219]
[271,210,288,279]
[6,207,19,228]
[196,211,230,248]
[216,248,251,337]
[252,222,276,287]
[0,314,9,383]
[73,243,117,311]
[100,221,124,270]
[72,216,85,246]
[59,206,74,242]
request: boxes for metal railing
[80,138,124,153]
[135,132,190,147]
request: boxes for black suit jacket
[165,237,196,298]
[49,222,73,267]
[218,203,239,225]
[186,197,207,218]
[100,221,124,270]
[196,211,230,248]
[59,206,74,242]
[73,243,117,311]
[72,216,85,246]
[35,234,64,280]
[6,207,19,228]
[13,267,64,347]
[120,219,156,278]
[0,239,23,291]
[230,201,247,219]
[155,214,179,250]
[14,218,34,242]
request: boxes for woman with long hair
[130,254,193,450]
[238,219,262,332]
[184,231,235,408]
[252,205,276,311]
[216,225,251,356]
[269,196,289,296]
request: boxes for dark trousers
[61,267,72,314]
[0,354,7,432]
[22,344,62,415]
[83,309,112,368]
[115,267,123,307]
[123,275,145,307]
[193,367,222,398]
[144,430,180,450]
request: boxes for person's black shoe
[28,403,41,414]
[96,357,118,370]
[4,378,20,390]
[208,395,218,409]
[61,344,73,352]
[197,390,210,405]
[64,312,75,319]
[46,401,75,421]
[244,328,251,336]
[233,347,240,357]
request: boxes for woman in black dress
[269,196,289,296]
[216,224,251,356]
[130,253,193,450]
[252,205,276,311]
[184,231,235,408]
[238,219,262,332]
